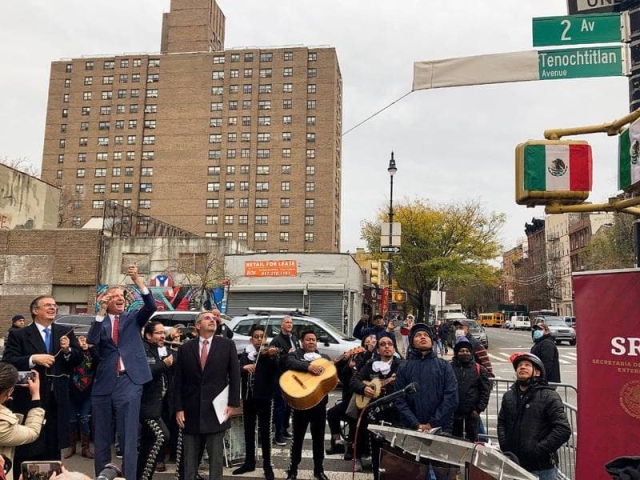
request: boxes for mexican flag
[618,120,640,190]
[523,143,592,192]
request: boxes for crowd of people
[0,283,573,480]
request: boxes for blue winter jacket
[393,349,458,433]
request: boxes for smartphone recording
[16,371,35,385]
[21,461,62,480]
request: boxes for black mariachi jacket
[238,347,278,401]
[140,341,171,419]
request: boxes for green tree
[583,212,635,269]
[360,199,505,321]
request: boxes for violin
[333,346,366,363]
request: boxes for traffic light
[393,291,407,303]
[370,260,381,286]
[515,139,592,207]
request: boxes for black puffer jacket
[497,379,571,472]
[530,334,561,383]
[450,358,491,415]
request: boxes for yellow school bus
[478,312,504,328]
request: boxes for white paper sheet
[212,385,229,424]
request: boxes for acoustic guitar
[354,374,397,409]
[280,358,338,410]
[279,346,366,410]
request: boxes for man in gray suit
[174,311,240,480]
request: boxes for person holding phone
[361,314,397,351]
[0,363,45,480]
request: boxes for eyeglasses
[378,342,393,347]
[252,334,264,339]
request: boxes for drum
[223,413,246,467]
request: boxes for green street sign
[538,45,628,80]
[532,13,627,47]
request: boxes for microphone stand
[349,383,417,480]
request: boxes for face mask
[455,330,465,339]
[457,354,472,363]
[533,330,544,340]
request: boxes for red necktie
[200,339,209,370]
[113,315,123,372]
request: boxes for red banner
[573,269,640,479]
[380,287,389,316]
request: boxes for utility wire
[342,91,414,137]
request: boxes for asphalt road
[60,328,578,479]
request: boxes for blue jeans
[530,467,557,480]
[69,393,92,436]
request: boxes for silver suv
[228,311,360,360]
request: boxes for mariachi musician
[232,325,278,480]
[284,330,331,480]
[350,336,401,478]
[326,334,375,459]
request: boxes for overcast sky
[0,0,629,255]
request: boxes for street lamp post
[387,152,397,319]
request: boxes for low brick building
[0,229,102,339]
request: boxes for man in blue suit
[88,264,157,478]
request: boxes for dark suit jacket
[238,349,278,401]
[87,291,156,394]
[174,336,240,435]
[3,322,82,455]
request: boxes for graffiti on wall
[95,285,226,313]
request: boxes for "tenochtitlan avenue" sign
[538,45,626,79]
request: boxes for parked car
[465,319,489,349]
[538,316,577,345]
[54,314,95,336]
[561,316,576,328]
[228,311,361,360]
[509,315,531,330]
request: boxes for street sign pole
[621,0,640,264]
[622,0,640,111]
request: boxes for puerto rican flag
[151,274,173,287]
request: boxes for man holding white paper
[174,311,240,480]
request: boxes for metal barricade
[481,378,578,480]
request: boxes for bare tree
[172,251,234,310]
[0,156,41,177]
[57,186,77,228]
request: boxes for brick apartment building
[41,0,343,253]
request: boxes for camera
[95,463,122,480]
[16,371,35,385]
[21,461,62,480]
